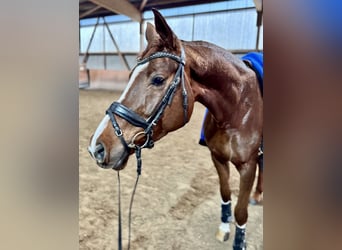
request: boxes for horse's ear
[152,8,178,49]
[145,22,157,43]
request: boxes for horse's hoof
[249,195,263,205]
[216,228,230,242]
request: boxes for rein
[107,47,187,250]
[116,170,140,250]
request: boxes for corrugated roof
[79,0,229,20]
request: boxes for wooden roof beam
[139,0,149,11]
[80,5,102,19]
[89,0,141,22]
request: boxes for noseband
[106,47,188,174]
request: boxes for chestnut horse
[88,9,263,250]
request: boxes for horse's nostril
[94,143,105,164]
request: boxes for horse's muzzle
[88,142,110,169]
[88,142,131,170]
[93,143,106,164]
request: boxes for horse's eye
[151,76,165,86]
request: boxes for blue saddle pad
[242,52,263,96]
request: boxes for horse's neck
[183,41,252,126]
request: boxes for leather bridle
[106,47,188,174]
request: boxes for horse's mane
[181,40,248,70]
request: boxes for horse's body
[88,9,262,250]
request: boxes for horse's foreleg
[212,153,232,242]
[233,159,257,250]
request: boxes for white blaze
[88,115,110,157]
[118,62,149,102]
[88,62,148,157]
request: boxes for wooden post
[253,0,263,51]
[79,21,81,55]
[140,20,144,52]
[139,1,146,52]
[103,18,107,69]
[255,10,262,51]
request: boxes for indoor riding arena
[79,1,263,249]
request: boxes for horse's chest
[210,129,259,163]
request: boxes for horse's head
[88,9,194,170]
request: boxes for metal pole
[103,20,130,70]
[82,17,100,65]
[256,25,260,51]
